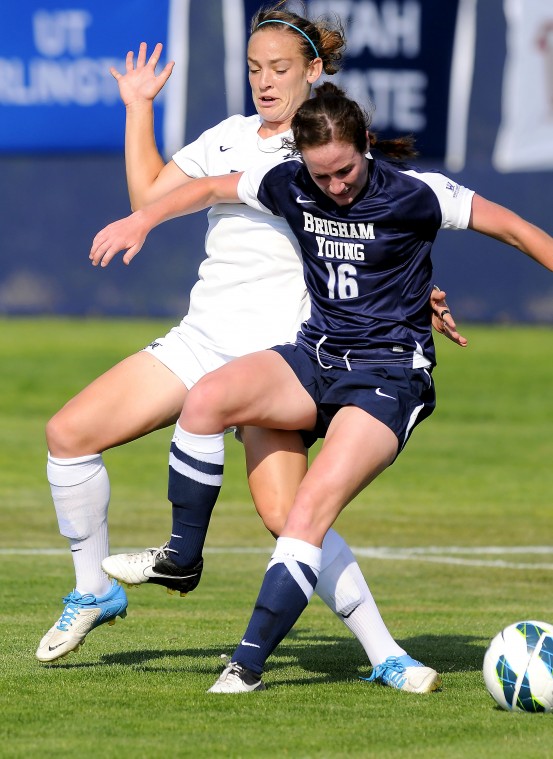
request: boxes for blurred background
[1,0,553,322]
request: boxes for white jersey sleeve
[401,170,474,230]
[172,119,232,178]
[173,114,286,179]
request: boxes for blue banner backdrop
[0,0,169,152]
[0,0,552,322]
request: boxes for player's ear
[306,57,323,84]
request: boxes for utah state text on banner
[239,0,474,163]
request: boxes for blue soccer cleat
[36,579,128,663]
[362,654,442,693]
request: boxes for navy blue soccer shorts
[270,342,436,451]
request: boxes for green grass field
[2,317,553,758]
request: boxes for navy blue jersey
[238,154,474,369]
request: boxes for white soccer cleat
[36,580,128,663]
[363,654,442,694]
[102,543,203,595]
[208,662,266,693]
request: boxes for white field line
[351,547,553,570]
[2,546,553,570]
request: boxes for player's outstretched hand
[430,285,468,347]
[111,42,174,106]
[90,211,150,267]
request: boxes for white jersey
[171,114,309,356]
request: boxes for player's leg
[162,351,317,571]
[241,426,307,538]
[102,351,315,595]
[209,407,439,693]
[37,351,187,663]
[142,352,316,571]
[46,350,187,592]
[210,408,396,691]
[274,408,439,692]
[242,426,409,665]
[47,350,187,457]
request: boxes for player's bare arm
[469,194,553,270]
[90,173,242,267]
[113,42,183,210]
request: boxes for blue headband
[257,20,320,60]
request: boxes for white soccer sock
[47,453,112,597]
[316,529,406,666]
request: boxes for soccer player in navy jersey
[94,73,548,692]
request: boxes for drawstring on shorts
[316,335,352,371]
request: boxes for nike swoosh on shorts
[375,388,396,400]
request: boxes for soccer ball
[483,620,553,712]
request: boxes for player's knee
[183,375,230,428]
[258,502,288,538]
[46,412,73,456]
[252,486,293,536]
[46,410,89,458]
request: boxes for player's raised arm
[90,172,242,267]
[112,42,188,210]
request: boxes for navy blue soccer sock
[231,537,322,675]
[167,423,224,568]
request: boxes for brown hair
[250,1,346,75]
[289,82,418,159]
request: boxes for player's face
[302,140,370,206]
[248,29,321,132]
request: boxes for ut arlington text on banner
[0,0,170,152]
[493,0,553,172]
[238,0,476,167]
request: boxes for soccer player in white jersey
[39,3,458,692]
[91,81,553,693]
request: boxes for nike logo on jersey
[296,195,316,204]
[375,388,396,400]
[219,145,232,152]
[240,639,261,648]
